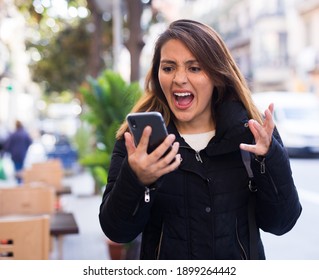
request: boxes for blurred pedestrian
[99,19,302,259]
[3,120,32,183]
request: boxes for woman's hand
[240,103,275,157]
[124,126,181,186]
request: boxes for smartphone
[126,111,170,154]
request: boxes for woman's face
[158,39,215,133]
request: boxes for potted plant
[78,69,141,193]
[78,70,142,259]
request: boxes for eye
[189,66,201,73]
[161,66,174,73]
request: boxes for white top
[180,130,216,151]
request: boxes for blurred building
[206,0,319,93]
[295,0,319,94]
[0,0,40,132]
[142,0,319,93]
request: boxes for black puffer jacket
[99,101,302,259]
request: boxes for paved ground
[49,171,110,260]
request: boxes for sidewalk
[50,171,110,260]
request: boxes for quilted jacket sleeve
[251,129,302,235]
[99,138,155,243]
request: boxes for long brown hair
[117,19,262,139]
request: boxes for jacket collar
[167,101,253,156]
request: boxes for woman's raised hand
[240,103,275,157]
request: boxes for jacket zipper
[195,151,203,163]
[144,186,157,203]
[259,158,266,174]
[144,187,150,202]
[132,186,154,216]
[179,144,204,164]
[254,157,278,195]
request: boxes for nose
[173,68,188,84]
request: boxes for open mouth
[173,92,194,108]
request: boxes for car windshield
[283,107,319,121]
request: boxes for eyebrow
[160,59,199,65]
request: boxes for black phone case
[127,112,169,153]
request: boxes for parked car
[252,91,319,157]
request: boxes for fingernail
[172,142,180,150]
[176,154,182,162]
[168,134,176,141]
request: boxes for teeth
[174,92,191,97]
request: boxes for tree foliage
[14,0,158,95]
[29,20,89,93]
[15,0,111,95]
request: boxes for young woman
[99,19,302,259]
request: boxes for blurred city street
[261,158,319,260]
[1,0,319,262]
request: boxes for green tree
[30,19,93,93]
[15,0,157,95]
[15,0,111,95]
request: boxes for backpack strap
[240,149,259,260]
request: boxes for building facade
[206,0,319,94]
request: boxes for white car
[252,91,319,157]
